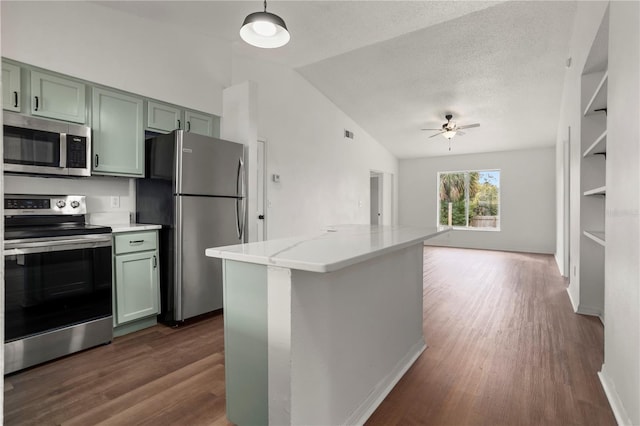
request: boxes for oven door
[4,234,113,343]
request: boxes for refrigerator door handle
[235,158,243,240]
[175,196,184,321]
[235,198,241,240]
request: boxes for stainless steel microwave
[3,111,91,177]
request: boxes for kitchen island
[205,224,448,425]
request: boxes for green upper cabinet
[30,70,86,123]
[146,100,181,133]
[2,62,21,112]
[92,87,144,177]
[185,109,218,137]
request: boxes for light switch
[272,174,280,183]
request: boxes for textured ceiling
[95,1,577,158]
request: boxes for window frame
[436,168,501,232]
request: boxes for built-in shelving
[575,8,608,322]
[583,130,607,157]
[584,230,606,247]
[583,71,608,116]
[584,186,606,196]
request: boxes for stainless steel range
[4,194,113,374]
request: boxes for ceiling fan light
[240,10,290,48]
[442,130,457,139]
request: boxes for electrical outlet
[110,196,120,209]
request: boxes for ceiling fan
[422,114,480,150]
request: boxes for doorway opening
[370,171,383,225]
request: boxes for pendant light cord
[264,0,267,12]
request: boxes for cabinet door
[2,63,21,112]
[30,70,86,123]
[146,100,181,133]
[185,110,217,137]
[114,250,159,325]
[92,87,144,176]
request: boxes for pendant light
[240,0,290,49]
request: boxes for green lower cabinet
[92,87,144,177]
[113,230,160,336]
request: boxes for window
[437,170,500,230]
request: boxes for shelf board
[584,230,605,246]
[584,186,606,196]
[583,71,608,116]
[583,130,607,157]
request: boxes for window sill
[438,226,501,232]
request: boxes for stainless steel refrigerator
[136,130,246,323]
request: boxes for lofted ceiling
[94,0,577,159]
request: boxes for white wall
[1,1,230,115]
[0,0,232,220]
[399,147,556,254]
[230,54,398,239]
[556,1,639,423]
[600,2,640,424]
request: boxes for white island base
[205,225,447,425]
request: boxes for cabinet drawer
[115,231,157,254]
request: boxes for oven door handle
[4,234,113,256]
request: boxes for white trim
[575,304,603,319]
[345,339,426,426]
[566,287,579,312]
[598,366,633,426]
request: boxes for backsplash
[4,174,135,218]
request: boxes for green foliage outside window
[438,170,500,229]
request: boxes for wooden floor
[4,247,614,425]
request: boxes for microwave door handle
[59,134,67,168]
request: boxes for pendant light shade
[240,1,290,48]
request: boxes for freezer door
[175,195,242,321]
[177,131,245,197]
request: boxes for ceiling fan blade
[428,132,444,138]
[457,123,480,130]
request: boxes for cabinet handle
[34,96,39,111]
[177,119,181,129]
[95,154,99,167]
[13,91,18,108]
[186,121,191,132]
[153,255,157,268]
[129,240,144,245]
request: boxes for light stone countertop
[106,223,162,233]
[86,212,161,233]
[205,224,448,273]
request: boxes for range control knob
[56,200,66,208]
[70,200,80,209]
